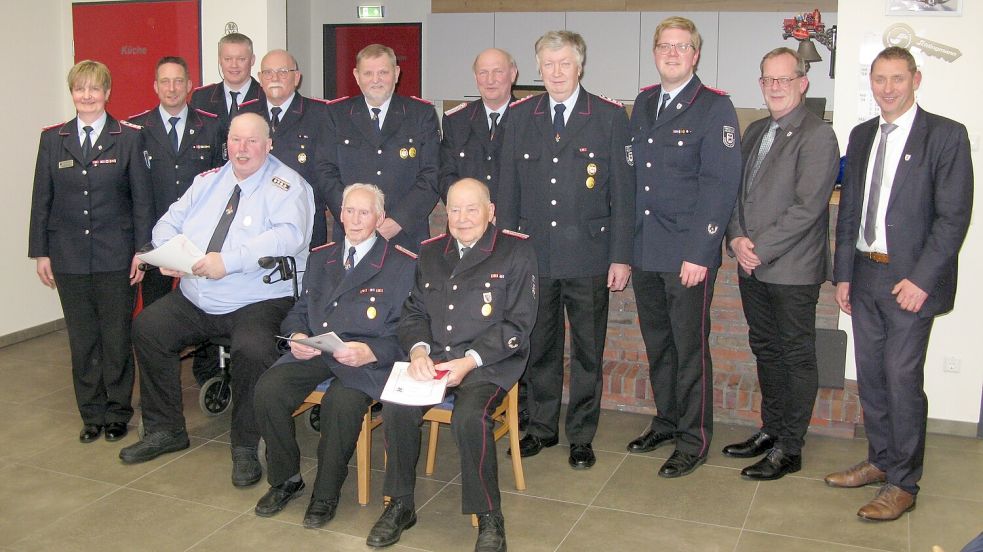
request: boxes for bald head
[227,112,273,179]
[473,48,517,110]
[446,178,494,246]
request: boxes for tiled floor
[1,330,981,551]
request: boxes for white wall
[833,3,982,424]
[200,0,287,85]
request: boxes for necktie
[553,104,565,142]
[345,246,356,272]
[864,123,899,246]
[489,112,500,140]
[371,107,382,135]
[656,92,671,120]
[168,116,180,153]
[229,90,240,116]
[747,120,779,190]
[206,185,241,253]
[81,126,93,159]
[460,246,471,259]
[270,106,282,133]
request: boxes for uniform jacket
[438,98,514,203]
[278,237,417,399]
[834,107,974,317]
[496,88,635,279]
[29,115,154,274]
[725,104,839,285]
[631,75,742,272]
[189,78,264,133]
[128,106,225,220]
[317,94,440,252]
[398,227,538,390]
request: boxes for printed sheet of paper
[380,361,448,406]
[290,332,346,354]
[137,234,204,275]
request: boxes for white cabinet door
[567,12,641,103]
[637,12,720,94]
[427,12,495,101]
[494,12,566,88]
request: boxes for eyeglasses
[654,42,695,54]
[759,76,802,88]
[260,68,297,79]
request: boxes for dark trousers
[55,270,136,426]
[633,269,715,457]
[739,274,820,455]
[132,291,293,447]
[383,381,507,514]
[254,359,372,499]
[525,275,609,444]
[851,254,934,495]
[141,276,220,385]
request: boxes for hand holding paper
[137,234,204,276]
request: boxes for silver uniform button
[550,178,556,184]
[377,149,383,154]
[646,162,652,168]
[551,221,557,227]
[645,186,650,191]
[323,322,328,327]
[644,209,651,215]
[376,170,382,175]
[445,346,451,351]
[523,153,530,159]
[648,138,653,143]
[551,200,557,205]
[446,325,453,331]
[448,304,454,310]
[552,157,558,163]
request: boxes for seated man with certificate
[252,183,417,528]
[366,178,538,552]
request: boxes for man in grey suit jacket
[825,47,973,521]
[723,48,839,481]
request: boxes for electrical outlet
[943,356,961,374]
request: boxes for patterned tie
[81,126,93,159]
[864,123,899,246]
[371,107,382,135]
[345,246,356,272]
[489,112,500,140]
[270,107,282,133]
[168,116,180,153]
[229,90,240,116]
[747,120,779,190]
[553,104,565,142]
[206,185,241,253]
[656,92,671,120]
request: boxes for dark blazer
[496,87,635,279]
[438,98,514,203]
[28,115,154,274]
[277,237,417,399]
[317,94,440,252]
[726,105,840,285]
[189,78,264,134]
[128,106,225,220]
[399,227,538,390]
[834,106,974,317]
[630,76,742,272]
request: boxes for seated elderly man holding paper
[251,182,417,528]
[120,112,313,488]
[366,178,537,552]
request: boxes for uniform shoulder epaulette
[194,108,218,118]
[596,94,624,108]
[640,83,660,92]
[443,101,468,117]
[309,97,331,105]
[501,229,530,240]
[238,98,260,108]
[120,120,143,130]
[128,107,153,120]
[509,95,536,108]
[41,121,65,132]
[198,166,222,178]
[394,244,418,259]
[325,95,349,105]
[703,85,730,96]
[311,241,336,252]
[410,95,433,106]
[191,83,213,92]
[421,233,447,246]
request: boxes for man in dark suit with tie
[190,33,265,136]
[241,49,331,247]
[496,30,634,470]
[825,46,973,521]
[625,16,742,478]
[317,43,440,253]
[252,183,416,528]
[721,48,839,480]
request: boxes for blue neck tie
[553,104,565,142]
[270,106,281,133]
[168,116,180,153]
[371,108,382,135]
[345,247,356,272]
[656,92,670,120]
[81,126,93,159]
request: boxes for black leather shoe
[508,434,559,458]
[658,450,706,478]
[626,430,674,453]
[254,479,305,517]
[366,499,417,547]
[79,424,103,443]
[104,422,128,442]
[119,429,190,463]
[722,431,775,458]
[517,409,530,432]
[568,443,596,469]
[475,510,507,552]
[741,449,802,481]
[303,498,338,528]
[232,446,262,487]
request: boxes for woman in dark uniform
[28,60,154,444]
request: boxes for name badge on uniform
[272,176,291,191]
[58,159,74,169]
[192,144,210,149]
[92,158,117,165]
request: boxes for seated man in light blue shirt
[120,112,314,489]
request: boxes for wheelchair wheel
[199,376,232,416]
[307,404,321,433]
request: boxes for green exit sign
[357,5,384,19]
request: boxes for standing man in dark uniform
[497,30,634,470]
[253,183,416,528]
[826,47,973,521]
[129,56,225,307]
[721,48,840,480]
[317,43,440,253]
[190,32,265,136]
[439,47,517,203]
[366,178,537,552]
[626,16,742,478]
[240,49,331,247]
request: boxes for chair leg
[425,420,440,476]
[357,410,371,505]
[471,513,478,527]
[506,386,526,491]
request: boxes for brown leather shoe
[857,484,915,521]
[824,460,886,488]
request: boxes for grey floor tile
[794,433,871,480]
[919,446,983,501]
[589,407,661,455]
[0,331,71,365]
[0,357,73,404]
[186,514,419,551]
[0,401,87,462]
[497,439,625,504]
[735,531,889,552]
[924,432,983,455]
[558,506,740,552]
[909,494,983,552]
[22,384,79,416]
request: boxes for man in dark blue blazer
[252,183,416,528]
[826,47,973,521]
[189,33,265,136]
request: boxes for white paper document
[137,234,204,275]
[380,361,449,406]
[287,332,347,354]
